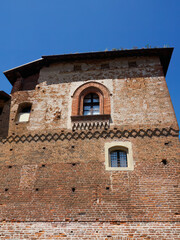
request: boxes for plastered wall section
[7,56,178,135]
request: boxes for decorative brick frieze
[71,114,111,130]
[0,127,178,144]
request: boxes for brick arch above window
[72,82,111,116]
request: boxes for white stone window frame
[105,141,134,171]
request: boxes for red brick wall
[0,135,179,222]
[0,55,179,238]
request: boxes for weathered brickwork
[0,49,179,238]
[0,222,180,239]
[3,55,177,136]
[0,135,179,222]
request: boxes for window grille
[83,93,100,115]
[110,150,127,167]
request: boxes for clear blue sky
[0,0,179,126]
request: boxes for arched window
[71,82,111,116]
[16,103,32,123]
[110,150,127,167]
[83,93,100,115]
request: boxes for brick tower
[0,48,179,239]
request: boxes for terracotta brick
[0,50,179,238]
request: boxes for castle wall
[1,222,180,239]
[0,99,10,138]
[6,56,178,136]
[0,54,179,239]
[0,135,179,222]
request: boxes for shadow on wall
[0,95,11,139]
[9,59,164,91]
[38,60,164,86]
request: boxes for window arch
[72,82,111,116]
[16,102,32,123]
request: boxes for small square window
[16,103,32,123]
[105,141,134,171]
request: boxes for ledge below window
[71,114,110,121]
[71,114,111,131]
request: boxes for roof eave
[4,48,173,85]
[3,58,44,85]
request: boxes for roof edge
[4,48,174,85]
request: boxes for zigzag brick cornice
[0,127,179,144]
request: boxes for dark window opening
[83,93,100,115]
[110,150,127,167]
[21,106,31,113]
